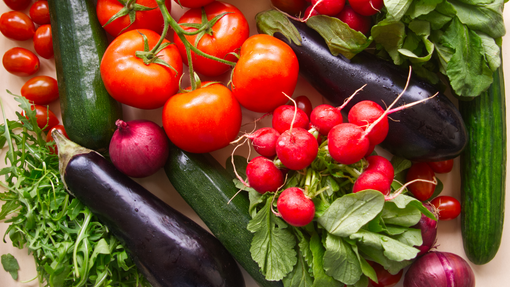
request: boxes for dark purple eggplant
[52,130,246,287]
[256,11,467,162]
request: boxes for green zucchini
[164,144,283,287]
[48,0,122,153]
[458,60,506,265]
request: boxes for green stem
[73,209,92,280]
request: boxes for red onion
[403,251,475,287]
[109,119,169,178]
[413,203,438,256]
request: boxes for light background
[0,1,509,286]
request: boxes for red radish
[277,187,315,227]
[349,0,383,16]
[348,100,389,145]
[276,127,318,170]
[248,127,281,158]
[309,104,343,136]
[352,169,392,195]
[294,95,313,117]
[366,155,394,181]
[336,5,372,35]
[368,261,403,287]
[311,0,346,16]
[246,156,285,194]
[304,4,321,18]
[272,105,310,134]
[327,123,370,165]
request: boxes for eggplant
[52,131,246,287]
[256,11,467,162]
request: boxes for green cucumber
[48,0,122,153]
[164,144,283,287]
[458,60,506,265]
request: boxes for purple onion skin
[109,119,170,178]
[413,203,438,256]
[404,251,475,287]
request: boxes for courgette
[164,144,284,287]
[458,58,506,265]
[48,0,122,153]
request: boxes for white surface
[0,1,509,286]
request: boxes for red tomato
[96,0,172,37]
[3,47,40,77]
[173,1,249,77]
[427,159,454,174]
[406,162,436,201]
[430,196,461,221]
[29,0,51,25]
[368,261,403,287]
[23,104,59,131]
[173,0,216,8]
[0,11,36,41]
[21,75,59,105]
[100,29,183,109]
[232,34,299,113]
[271,0,308,16]
[162,82,242,153]
[33,24,53,59]
[294,95,313,117]
[45,124,68,154]
[3,0,31,11]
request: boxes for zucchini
[52,131,246,287]
[164,144,284,287]
[458,60,506,265]
[48,0,122,153]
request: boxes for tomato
[3,47,40,77]
[21,75,59,105]
[96,0,172,37]
[232,34,299,113]
[430,196,461,221]
[3,0,31,11]
[162,82,242,154]
[368,261,403,287]
[405,162,436,201]
[427,159,454,174]
[45,124,68,154]
[100,29,183,109]
[0,11,36,41]
[33,24,53,59]
[23,104,60,131]
[29,0,51,25]
[173,1,249,77]
[271,0,308,16]
[173,0,215,9]
[295,95,313,117]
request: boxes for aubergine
[52,130,246,287]
[256,11,467,162]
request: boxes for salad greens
[305,0,507,98]
[0,95,150,287]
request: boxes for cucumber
[458,61,506,265]
[48,0,122,153]
[164,144,283,287]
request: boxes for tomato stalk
[103,0,157,34]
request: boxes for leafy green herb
[0,95,150,287]
[1,253,20,280]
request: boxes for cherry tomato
[295,95,313,117]
[3,0,31,11]
[23,104,59,131]
[29,0,51,25]
[162,82,242,154]
[21,75,59,105]
[271,0,308,16]
[427,159,454,174]
[33,24,53,59]
[3,47,40,77]
[430,196,461,221]
[368,261,403,287]
[406,162,436,201]
[100,29,183,109]
[232,34,299,113]
[96,0,172,37]
[173,0,216,9]
[349,0,383,16]
[173,1,249,77]
[46,124,68,154]
[0,11,36,41]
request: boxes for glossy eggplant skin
[270,19,467,161]
[63,152,246,287]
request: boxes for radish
[310,0,346,16]
[365,155,394,181]
[336,5,372,35]
[272,105,310,134]
[348,0,383,16]
[276,127,318,170]
[276,187,315,227]
[352,169,392,195]
[249,127,281,158]
[309,104,343,136]
[327,123,370,165]
[348,100,389,145]
[246,156,285,194]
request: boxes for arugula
[0,95,150,287]
[1,253,19,280]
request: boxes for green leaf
[308,231,343,287]
[371,19,407,65]
[323,234,362,285]
[318,190,385,237]
[283,230,314,287]
[392,228,423,247]
[406,0,444,19]
[477,31,501,71]
[384,0,413,21]
[350,229,420,262]
[381,201,422,227]
[449,0,506,39]
[388,194,436,220]
[1,254,19,280]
